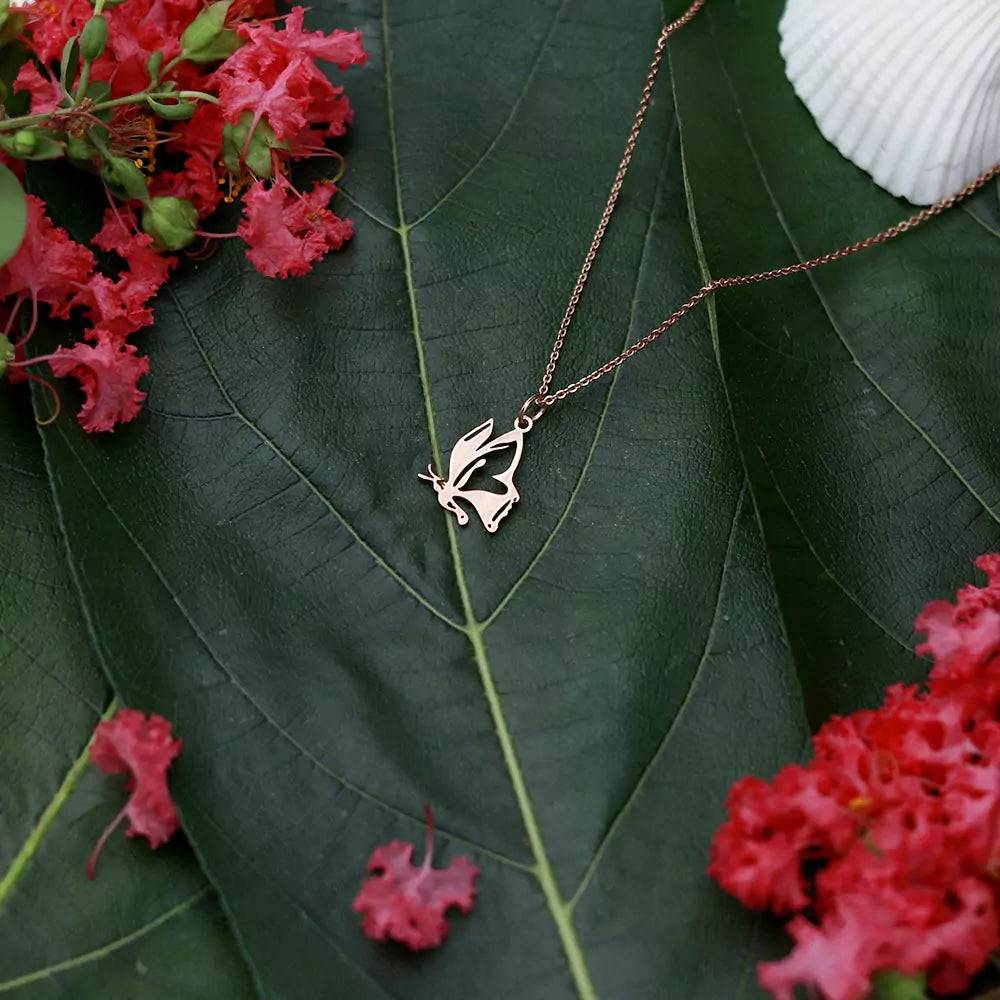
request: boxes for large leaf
[0,385,257,998]
[22,0,1000,997]
[669,0,1000,722]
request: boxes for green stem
[0,88,220,133]
[160,54,186,77]
[87,129,112,158]
[75,62,93,101]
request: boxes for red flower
[0,195,95,331]
[215,6,366,145]
[236,177,353,278]
[709,556,1000,1000]
[352,806,478,950]
[13,62,62,115]
[87,708,183,879]
[75,209,176,345]
[43,332,151,433]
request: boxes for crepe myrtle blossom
[709,555,1000,1000]
[87,708,183,879]
[0,2,366,430]
[353,806,479,950]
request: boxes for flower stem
[0,90,219,133]
[87,801,130,880]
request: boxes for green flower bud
[10,130,36,155]
[222,113,286,178]
[66,136,95,161]
[100,155,149,202]
[0,130,63,160]
[141,196,198,251]
[0,332,13,378]
[80,15,108,60]
[180,0,241,64]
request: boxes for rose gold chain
[534,0,1000,410]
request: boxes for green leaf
[23,0,1000,997]
[871,970,928,1000]
[179,0,241,64]
[0,158,26,267]
[59,36,79,97]
[669,0,1000,721]
[0,386,259,997]
[145,95,198,120]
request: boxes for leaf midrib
[380,0,597,994]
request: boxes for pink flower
[236,178,353,278]
[709,556,1000,1000]
[0,195,95,327]
[352,807,478,950]
[13,62,62,115]
[44,332,151,433]
[87,708,183,878]
[215,6,366,145]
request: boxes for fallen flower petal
[88,708,183,879]
[352,806,478,950]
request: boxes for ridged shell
[779,0,1000,204]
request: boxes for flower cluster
[0,0,366,431]
[709,554,1000,1000]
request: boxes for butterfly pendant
[418,415,532,533]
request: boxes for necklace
[418,0,1000,534]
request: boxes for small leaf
[179,0,242,63]
[145,94,198,120]
[59,36,80,96]
[871,970,929,1000]
[0,158,27,267]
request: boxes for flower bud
[222,113,284,178]
[141,196,198,251]
[10,130,36,155]
[80,15,108,60]
[180,0,241,63]
[100,156,149,201]
[66,136,95,161]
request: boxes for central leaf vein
[381,0,598,994]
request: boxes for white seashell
[779,0,1000,205]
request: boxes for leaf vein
[0,699,117,911]
[0,888,209,993]
[52,425,525,870]
[705,9,1000,531]
[567,481,746,910]
[163,283,464,633]
[406,0,571,230]
[383,0,597,992]
[482,117,681,629]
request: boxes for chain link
[534,0,1000,410]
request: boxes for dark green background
[3,0,998,996]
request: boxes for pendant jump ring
[516,394,548,430]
